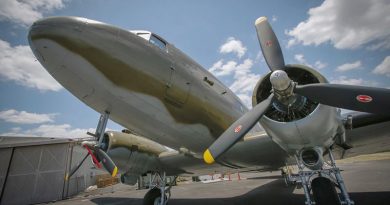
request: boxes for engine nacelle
[102,131,168,185]
[252,64,342,153]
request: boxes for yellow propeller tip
[112,166,118,177]
[203,149,215,164]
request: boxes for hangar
[0,136,106,205]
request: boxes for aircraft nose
[28,16,86,43]
[28,17,90,73]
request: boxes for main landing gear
[284,148,354,205]
[143,172,177,205]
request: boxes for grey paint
[0,148,12,198]
[0,137,104,205]
[1,144,68,205]
[27,16,273,171]
[207,94,274,161]
[64,145,101,198]
[255,17,285,71]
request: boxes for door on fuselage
[141,32,190,106]
[163,45,191,106]
[165,65,191,106]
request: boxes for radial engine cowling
[252,64,328,122]
[252,64,340,153]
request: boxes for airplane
[27,16,390,205]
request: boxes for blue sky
[0,0,389,138]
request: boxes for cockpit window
[136,33,151,41]
[131,31,167,51]
[149,35,166,51]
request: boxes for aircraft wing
[337,112,390,159]
[343,111,390,129]
[157,131,288,176]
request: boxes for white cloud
[208,60,237,76]
[0,109,56,124]
[287,0,390,50]
[233,59,254,79]
[0,0,66,26]
[209,59,254,78]
[336,61,362,72]
[372,56,390,77]
[220,37,247,58]
[255,51,265,63]
[211,37,262,108]
[236,94,253,109]
[230,72,259,94]
[230,70,260,108]
[0,124,93,138]
[209,57,259,108]
[331,76,378,87]
[293,54,327,70]
[0,39,62,91]
[271,15,278,22]
[294,54,308,65]
[314,60,327,69]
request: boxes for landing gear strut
[295,149,354,205]
[143,172,177,205]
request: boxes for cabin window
[150,35,166,50]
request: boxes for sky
[0,0,389,138]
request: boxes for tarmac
[51,155,390,205]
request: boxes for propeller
[66,135,118,180]
[204,94,274,163]
[94,147,118,176]
[203,16,390,164]
[294,84,390,114]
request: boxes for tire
[143,188,167,205]
[311,177,341,205]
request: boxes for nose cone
[28,16,86,45]
[28,17,89,74]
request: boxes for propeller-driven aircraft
[28,16,390,205]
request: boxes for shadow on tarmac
[90,179,390,205]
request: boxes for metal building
[0,136,102,205]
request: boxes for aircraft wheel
[311,177,341,205]
[143,187,167,205]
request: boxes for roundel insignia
[234,125,242,133]
[356,95,372,103]
[265,40,273,47]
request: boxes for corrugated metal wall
[0,138,101,205]
[0,143,68,205]
[64,145,98,197]
[0,148,12,197]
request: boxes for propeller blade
[204,94,274,164]
[255,16,285,71]
[295,83,390,114]
[95,148,118,177]
[83,144,102,168]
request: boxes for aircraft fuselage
[28,16,343,171]
[28,17,282,166]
